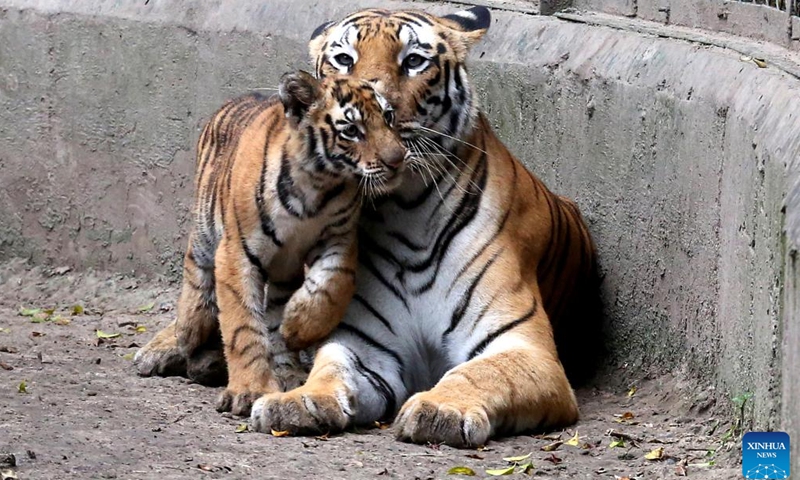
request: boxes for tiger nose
[381,145,406,170]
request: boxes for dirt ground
[0,259,742,479]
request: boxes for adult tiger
[136,5,599,447]
[249,6,599,446]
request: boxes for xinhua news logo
[742,432,790,479]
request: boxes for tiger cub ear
[440,6,491,52]
[279,70,321,127]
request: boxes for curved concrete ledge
[2,0,799,453]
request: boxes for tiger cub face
[279,71,408,196]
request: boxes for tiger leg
[395,301,578,448]
[215,237,281,416]
[280,232,358,351]
[176,237,227,386]
[263,280,310,392]
[134,235,224,383]
[250,323,408,435]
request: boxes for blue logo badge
[742,432,790,479]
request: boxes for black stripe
[303,279,334,303]
[538,191,563,279]
[230,324,261,350]
[358,248,410,311]
[386,179,437,210]
[386,230,427,252]
[338,323,403,371]
[448,163,517,290]
[320,266,357,276]
[443,248,503,336]
[312,182,346,215]
[349,351,397,419]
[410,149,489,294]
[352,294,395,334]
[218,279,245,309]
[233,208,268,284]
[467,302,537,360]
[277,152,304,217]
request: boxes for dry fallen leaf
[609,439,625,449]
[614,411,635,422]
[271,429,290,437]
[315,433,329,441]
[542,440,564,452]
[627,386,637,397]
[675,464,687,476]
[517,462,533,474]
[447,466,476,476]
[0,362,12,371]
[502,453,531,463]
[645,447,665,460]
[374,421,390,430]
[96,330,121,339]
[235,424,248,433]
[18,307,40,317]
[485,465,515,476]
[137,302,155,313]
[565,432,581,446]
[753,58,767,68]
[71,305,84,316]
[122,352,135,361]
[135,326,147,334]
[465,453,484,460]
[544,453,562,465]
[53,316,71,326]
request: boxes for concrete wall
[2,0,800,446]
[572,0,796,49]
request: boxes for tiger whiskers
[407,140,447,203]
[414,135,483,195]
[414,124,488,155]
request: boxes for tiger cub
[179,71,408,413]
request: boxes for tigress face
[308,7,490,150]
[279,71,408,196]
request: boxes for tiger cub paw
[395,392,491,448]
[216,388,272,417]
[280,295,338,351]
[134,325,187,378]
[250,388,351,435]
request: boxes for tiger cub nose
[381,146,406,170]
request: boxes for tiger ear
[311,21,335,41]
[309,20,335,66]
[440,6,491,51]
[279,70,321,127]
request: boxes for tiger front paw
[250,388,352,435]
[216,387,274,417]
[134,323,187,378]
[394,391,491,448]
